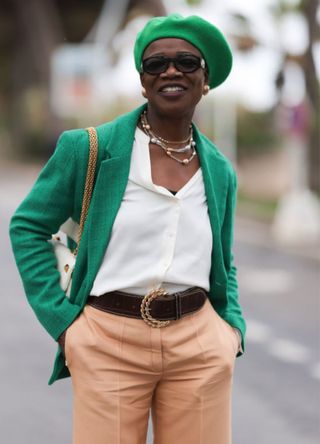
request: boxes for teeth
[162,86,184,92]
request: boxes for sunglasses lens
[143,57,167,74]
[176,56,201,72]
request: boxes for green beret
[134,13,233,89]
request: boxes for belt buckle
[140,288,171,328]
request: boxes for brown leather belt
[87,287,208,327]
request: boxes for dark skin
[139,38,209,192]
[139,40,243,350]
[58,38,209,355]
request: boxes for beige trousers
[65,297,239,444]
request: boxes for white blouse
[90,127,213,297]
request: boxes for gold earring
[203,85,210,95]
[141,87,147,98]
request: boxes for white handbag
[51,127,98,296]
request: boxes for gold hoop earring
[141,87,147,98]
[203,85,210,96]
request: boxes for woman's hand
[57,330,67,358]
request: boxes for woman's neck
[145,108,193,142]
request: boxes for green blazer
[10,104,246,385]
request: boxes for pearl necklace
[140,112,197,166]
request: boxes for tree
[0,0,166,156]
[229,0,320,193]
[300,0,320,192]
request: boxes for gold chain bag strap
[74,127,98,253]
[51,127,98,296]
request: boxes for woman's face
[140,38,208,118]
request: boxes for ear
[139,74,148,98]
[204,68,209,85]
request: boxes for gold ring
[140,288,171,328]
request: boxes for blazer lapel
[85,104,147,286]
[86,157,129,276]
[194,127,229,287]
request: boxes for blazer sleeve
[221,169,246,355]
[9,131,82,341]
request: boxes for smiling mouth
[161,86,185,92]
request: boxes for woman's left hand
[57,330,67,357]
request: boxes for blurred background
[0,0,319,443]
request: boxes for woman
[10,13,246,444]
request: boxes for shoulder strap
[75,127,98,253]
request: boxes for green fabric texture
[9,103,246,385]
[134,13,233,89]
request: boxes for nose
[160,61,183,78]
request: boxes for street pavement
[1,159,319,443]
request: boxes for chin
[149,99,197,118]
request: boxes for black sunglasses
[141,54,206,75]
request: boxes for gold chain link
[140,288,171,328]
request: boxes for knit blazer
[10,103,246,385]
